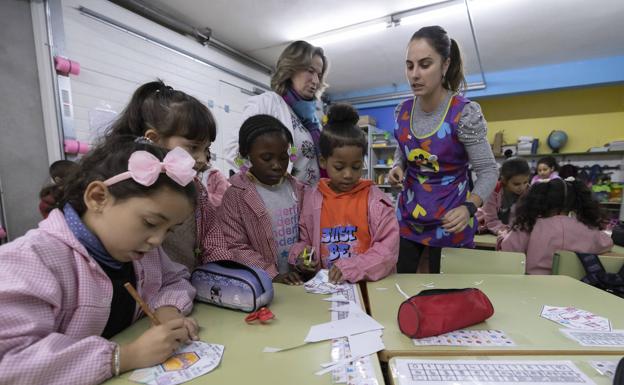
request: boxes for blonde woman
[225,41,328,186]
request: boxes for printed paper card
[588,360,618,380]
[129,341,224,385]
[541,305,611,331]
[393,359,595,385]
[412,329,516,347]
[304,269,349,294]
[560,329,624,347]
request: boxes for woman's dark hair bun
[327,103,359,126]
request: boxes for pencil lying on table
[124,282,161,325]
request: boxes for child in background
[531,156,560,184]
[499,177,613,274]
[0,141,199,384]
[289,104,399,284]
[477,157,530,235]
[39,159,80,218]
[200,144,230,207]
[218,115,305,284]
[105,80,231,271]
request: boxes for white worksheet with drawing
[392,359,596,385]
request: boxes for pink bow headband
[104,147,196,187]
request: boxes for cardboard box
[358,115,377,127]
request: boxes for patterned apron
[394,95,476,248]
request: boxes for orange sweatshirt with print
[318,179,372,268]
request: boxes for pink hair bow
[104,147,196,187]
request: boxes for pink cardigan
[289,184,399,282]
[0,209,196,385]
[478,182,513,235]
[217,172,305,278]
[204,168,230,207]
[499,215,614,275]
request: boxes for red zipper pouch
[397,288,494,338]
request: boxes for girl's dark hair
[536,156,559,171]
[500,157,530,180]
[319,104,367,158]
[105,80,216,143]
[411,26,465,92]
[50,139,196,215]
[39,160,80,199]
[512,178,605,233]
[238,115,293,157]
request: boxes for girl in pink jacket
[104,80,232,271]
[0,140,199,385]
[289,104,399,283]
[499,177,613,274]
[477,157,530,235]
[218,114,306,285]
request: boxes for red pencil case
[397,288,494,338]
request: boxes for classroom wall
[358,84,624,154]
[0,0,50,240]
[479,85,624,154]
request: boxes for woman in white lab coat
[224,40,328,186]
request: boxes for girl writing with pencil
[0,139,199,385]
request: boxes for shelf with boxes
[360,122,400,203]
[494,150,624,216]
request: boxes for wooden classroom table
[388,355,621,385]
[367,274,624,361]
[606,243,624,257]
[103,285,384,385]
[474,234,497,249]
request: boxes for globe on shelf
[547,130,568,153]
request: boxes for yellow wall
[477,85,624,154]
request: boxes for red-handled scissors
[245,307,275,324]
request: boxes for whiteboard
[57,0,269,174]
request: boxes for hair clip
[288,146,298,162]
[564,176,575,182]
[134,136,154,144]
[235,153,251,173]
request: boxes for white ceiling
[146,0,624,96]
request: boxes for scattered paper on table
[392,359,595,385]
[330,301,363,314]
[262,343,307,353]
[412,329,516,346]
[322,293,350,302]
[541,305,611,331]
[129,341,224,385]
[560,329,624,347]
[305,310,384,343]
[348,330,385,357]
[588,360,618,380]
[304,269,349,294]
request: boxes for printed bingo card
[392,359,596,385]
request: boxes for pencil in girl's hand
[124,282,161,325]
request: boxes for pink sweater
[204,168,230,207]
[478,182,514,235]
[288,184,399,282]
[217,172,305,278]
[0,209,196,385]
[499,215,614,274]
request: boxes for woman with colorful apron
[389,26,498,273]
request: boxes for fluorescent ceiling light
[308,21,390,46]
[398,14,425,26]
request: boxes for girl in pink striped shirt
[104,80,232,271]
[0,140,199,384]
[218,114,306,285]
